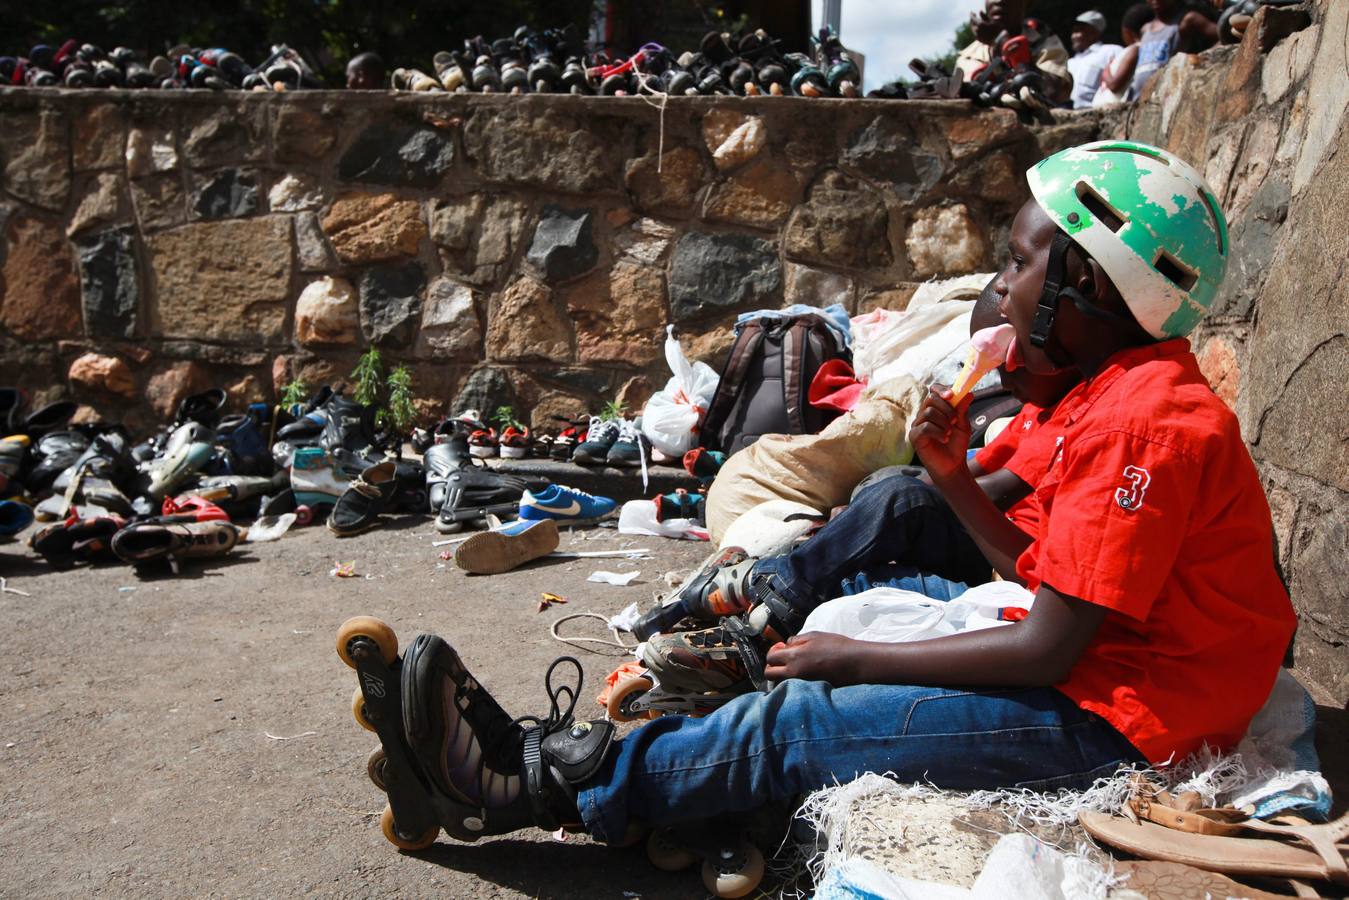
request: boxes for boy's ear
[1082,258,1111,306]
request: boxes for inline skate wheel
[607,675,656,723]
[336,616,398,668]
[702,842,764,898]
[294,504,313,526]
[366,746,388,791]
[380,804,438,851]
[646,828,697,871]
[352,686,377,732]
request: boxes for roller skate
[641,809,792,899]
[606,616,766,722]
[630,546,757,640]
[812,26,860,97]
[335,617,615,850]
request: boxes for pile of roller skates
[1,39,320,91]
[393,24,862,99]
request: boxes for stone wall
[1102,0,1347,701]
[0,87,1093,432]
[0,0,1344,700]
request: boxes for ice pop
[950,324,1015,402]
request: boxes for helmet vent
[1076,183,1125,233]
[1154,250,1198,292]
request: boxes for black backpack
[699,313,849,456]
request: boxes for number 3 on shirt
[1115,465,1151,511]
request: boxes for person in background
[1067,11,1123,108]
[1131,0,1218,96]
[345,52,385,89]
[1094,3,1153,107]
[956,0,1073,103]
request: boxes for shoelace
[491,656,583,762]
[614,418,650,492]
[585,416,621,444]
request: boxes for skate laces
[509,656,583,737]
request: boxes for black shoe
[328,460,399,537]
[572,417,621,466]
[29,513,126,567]
[320,393,379,457]
[23,401,77,439]
[24,430,90,495]
[436,463,537,534]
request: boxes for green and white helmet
[1027,140,1228,340]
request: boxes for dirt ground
[0,519,718,898]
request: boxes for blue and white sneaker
[518,484,617,521]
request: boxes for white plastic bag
[800,582,1035,643]
[641,326,719,456]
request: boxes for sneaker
[498,425,531,459]
[160,495,230,522]
[291,447,349,509]
[110,520,240,567]
[654,488,705,523]
[0,499,34,538]
[468,427,498,458]
[571,417,621,466]
[143,424,216,501]
[640,620,762,695]
[518,484,616,522]
[682,447,726,485]
[605,419,648,468]
[453,518,560,575]
[328,460,400,537]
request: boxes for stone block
[294,276,359,347]
[453,366,518,420]
[1255,335,1348,493]
[529,389,591,431]
[1262,23,1318,105]
[842,116,944,202]
[1216,27,1263,126]
[464,105,627,194]
[668,231,781,322]
[68,353,135,398]
[1195,334,1241,409]
[148,216,292,344]
[943,108,1022,161]
[430,195,530,287]
[485,276,573,363]
[615,218,676,266]
[192,169,260,220]
[1292,0,1348,195]
[906,204,990,277]
[145,361,212,421]
[268,173,325,212]
[73,104,127,170]
[858,285,919,314]
[625,147,707,216]
[566,261,667,366]
[783,170,892,270]
[68,173,128,237]
[130,173,188,231]
[1,215,82,341]
[950,151,1024,207]
[702,159,797,229]
[338,122,455,188]
[73,227,139,339]
[182,104,267,168]
[294,212,338,272]
[615,376,654,416]
[274,104,339,162]
[709,116,767,171]
[686,323,737,366]
[526,206,598,283]
[323,193,427,265]
[126,125,178,178]
[417,277,480,359]
[784,263,854,311]
[1,107,70,211]
[1255,4,1312,53]
[358,263,426,347]
[1216,177,1287,320]
[1225,115,1280,221]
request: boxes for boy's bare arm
[764,583,1106,687]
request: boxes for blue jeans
[577,680,1145,842]
[753,474,989,616]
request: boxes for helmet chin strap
[1030,230,1130,363]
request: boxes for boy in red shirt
[339,142,1295,858]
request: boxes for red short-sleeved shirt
[1015,339,1294,763]
[975,402,1071,534]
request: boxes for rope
[632,65,668,174]
[549,611,636,654]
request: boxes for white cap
[1075,10,1108,33]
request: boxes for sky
[811,0,987,93]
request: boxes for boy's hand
[764,632,860,685]
[909,385,973,480]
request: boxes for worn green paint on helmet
[1027,140,1229,340]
